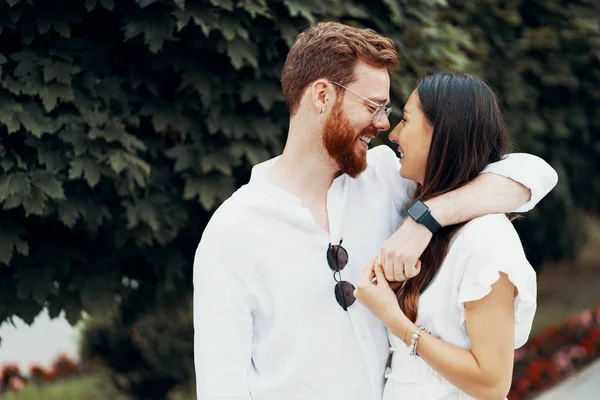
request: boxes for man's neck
[265,121,339,206]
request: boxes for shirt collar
[249,156,303,206]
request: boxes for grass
[3,373,195,400]
[2,375,124,400]
[531,213,600,335]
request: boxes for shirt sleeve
[454,214,537,348]
[194,217,254,400]
[481,153,558,213]
[367,145,417,214]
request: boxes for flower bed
[0,354,78,395]
[509,304,600,399]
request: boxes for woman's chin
[399,164,410,179]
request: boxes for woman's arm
[385,273,516,400]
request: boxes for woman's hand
[354,257,406,325]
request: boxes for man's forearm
[425,173,530,227]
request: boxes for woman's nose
[388,124,401,144]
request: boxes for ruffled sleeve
[455,214,537,348]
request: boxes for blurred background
[0,0,598,399]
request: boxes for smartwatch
[407,200,441,234]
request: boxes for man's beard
[322,100,378,178]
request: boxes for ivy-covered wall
[0,0,598,328]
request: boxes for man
[194,22,557,400]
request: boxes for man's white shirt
[193,145,558,400]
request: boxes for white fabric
[194,145,556,400]
[383,214,537,400]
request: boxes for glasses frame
[329,81,392,125]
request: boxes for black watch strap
[407,200,441,234]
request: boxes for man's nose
[373,113,391,131]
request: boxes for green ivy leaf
[227,37,258,70]
[37,8,81,38]
[99,0,115,11]
[69,156,102,187]
[172,2,217,34]
[39,82,75,112]
[178,65,212,106]
[383,0,405,25]
[199,150,234,176]
[240,80,285,111]
[14,299,42,326]
[237,0,272,19]
[85,0,98,12]
[123,12,176,53]
[282,0,317,23]
[124,199,161,232]
[165,144,196,172]
[18,102,61,137]
[183,175,236,210]
[30,170,66,200]
[230,141,270,165]
[32,142,67,172]
[137,0,162,8]
[22,185,46,216]
[12,50,37,78]
[15,266,54,305]
[0,172,31,203]
[106,150,151,186]
[209,0,233,10]
[89,123,147,153]
[57,198,84,228]
[0,92,23,134]
[0,222,29,265]
[42,59,81,84]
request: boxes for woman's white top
[383,214,537,400]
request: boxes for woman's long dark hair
[397,72,511,322]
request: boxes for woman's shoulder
[453,214,521,248]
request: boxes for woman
[354,72,537,400]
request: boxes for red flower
[1,364,21,380]
[588,328,600,343]
[50,354,78,379]
[515,378,532,392]
[580,339,596,359]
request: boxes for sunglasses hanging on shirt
[326,238,356,311]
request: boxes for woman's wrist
[384,307,417,345]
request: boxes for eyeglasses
[326,238,356,311]
[329,81,392,125]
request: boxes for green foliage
[0,0,478,328]
[437,0,600,264]
[80,301,194,400]
[0,0,598,396]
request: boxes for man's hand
[354,257,405,326]
[379,217,430,281]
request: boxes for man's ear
[310,79,332,114]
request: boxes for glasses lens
[327,244,348,272]
[335,281,356,310]
[372,107,392,124]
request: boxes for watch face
[409,201,429,220]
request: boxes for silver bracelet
[408,326,430,357]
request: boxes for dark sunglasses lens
[334,281,356,311]
[327,245,349,271]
